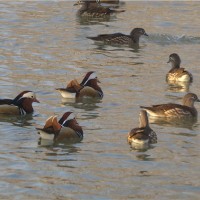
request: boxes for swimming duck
[166,53,193,83]
[37,111,83,142]
[127,110,157,149]
[140,93,200,118]
[0,91,39,115]
[56,71,103,99]
[87,28,148,46]
[74,0,125,17]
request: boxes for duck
[0,91,39,115]
[74,0,125,17]
[140,93,200,118]
[127,110,157,149]
[166,53,193,83]
[87,28,148,46]
[56,71,103,99]
[37,111,83,142]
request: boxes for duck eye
[31,96,34,98]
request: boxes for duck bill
[33,98,40,103]
[197,99,200,102]
[144,33,148,36]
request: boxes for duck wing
[76,86,99,98]
[141,103,193,117]
[87,33,126,42]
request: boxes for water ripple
[147,34,200,45]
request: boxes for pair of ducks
[128,93,200,149]
[74,1,148,47]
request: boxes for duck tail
[110,9,125,13]
[67,79,83,92]
[87,36,99,41]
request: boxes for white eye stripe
[83,72,97,85]
[61,113,76,126]
[18,92,36,101]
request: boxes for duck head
[167,53,181,68]
[182,93,200,107]
[12,91,39,114]
[130,28,148,38]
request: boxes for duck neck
[130,34,140,44]
[85,79,103,94]
[139,117,148,128]
[183,98,194,108]
[130,30,140,44]
[17,98,34,114]
[68,120,83,137]
[170,62,180,71]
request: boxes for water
[0,1,200,199]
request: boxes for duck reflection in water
[60,96,101,115]
[149,116,197,130]
[0,114,34,128]
[38,138,81,155]
[166,79,191,93]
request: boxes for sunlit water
[0,1,200,199]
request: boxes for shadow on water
[129,143,156,153]
[0,114,34,128]
[133,151,156,161]
[91,44,143,55]
[37,140,82,166]
[166,81,191,93]
[60,97,102,111]
[76,15,114,26]
[149,116,197,130]
[38,138,81,149]
[87,40,145,52]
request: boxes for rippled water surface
[0,1,200,199]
